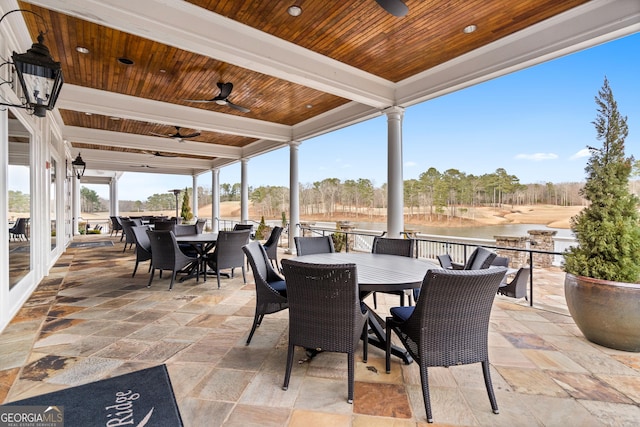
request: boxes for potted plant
[563,78,640,352]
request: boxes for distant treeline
[249,168,592,220]
[77,165,640,218]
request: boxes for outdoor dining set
[108,218,529,424]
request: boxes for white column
[192,174,198,219]
[212,168,220,232]
[288,141,300,254]
[240,158,249,223]
[0,108,8,318]
[109,176,118,216]
[72,176,81,235]
[385,106,405,237]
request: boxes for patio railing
[297,223,567,308]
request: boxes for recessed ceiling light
[306,104,313,109]
[159,69,166,73]
[287,5,302,17]
[76,46,89,54]
[463,24,477,34]
[109,116,120,121]
[84,112,92,116]
[117,57,134,65]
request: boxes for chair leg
[362,322,368,363]
[419,363,434,423]
[282,343,295,391]
[217,271,221,288]
[246,312,261,345]
[399,292,405,306]
[147,268,155,288]
[373,292,378,309]
[169,270,176,291]
[241,266,246,283]
[385,321,392,373]
[132,260,139,278]
[481,361,499,415]
[347,352,354,404]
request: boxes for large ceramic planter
[564,273,640,352]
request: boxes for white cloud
[570,148,591,160]
[515,153,558,161]
[405,161,418,167]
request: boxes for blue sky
[103,32,639,201]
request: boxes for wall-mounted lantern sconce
[0,9,64,117]
[67,153,86,179]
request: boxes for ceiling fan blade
[217,82,233,99]
[149,132,171,138]
[180,132,201,139]
[143,151,178,157]
[227,101,251,113]
[375,0,408,17]
[183,98,217,103]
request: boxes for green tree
[255,215,268,240]
[80,186,102,213]
[564,78,640,282]
[181,187,194,221]
[146,193,175,211]
[8,190,30,212]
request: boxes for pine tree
[180,188,194,222]
[564,78,640,282]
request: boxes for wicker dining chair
[146,230,199,290]
[497,266,530,300]
[9,218,28,241]
[153,221,176,231]
[242,241,288,345]
[262,226,283,270]
[195,218,207,234]
[462,246,497,270]
[109,216,123,237]
[120,219,137,252]
[281,259,368,404]
[294,235,335,256]
[385,267,507,423]
[371,236,416,308]
[436,254,454,269]
[130,225,152,278]
[206,229,251,288]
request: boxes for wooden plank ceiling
[11,0,618,177]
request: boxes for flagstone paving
[1,234,639,426]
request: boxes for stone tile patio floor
[1,234,639,426]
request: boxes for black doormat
[69,240,114,248]
[2,365,183,427]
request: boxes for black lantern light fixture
[67,153,86,180]
[0,9,64,117]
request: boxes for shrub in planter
[563,77,640,352]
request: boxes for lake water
[308,220,575,240]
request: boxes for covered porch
[1,234,639,425]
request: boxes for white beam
[57,85,292,142]
[64,126,242,159]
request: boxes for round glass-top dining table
[291,252,439,364]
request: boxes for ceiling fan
[184,82,251,113]
[141,150,178,158]
[150,126,200,142]
[376,0,408,17]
